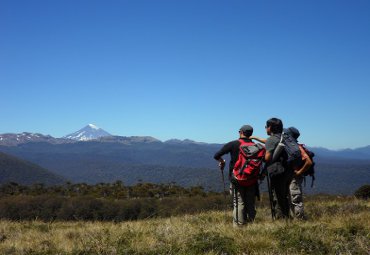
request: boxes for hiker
[214,125,264,226]
[285,127,313,220]
[260,118,291,219]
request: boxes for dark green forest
[0,182,228,221]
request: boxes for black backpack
[272,132,302,165]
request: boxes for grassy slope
[0,196,369,255]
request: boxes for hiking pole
[219,159,228,218]
[266,169,276,220]
[219,159,227,200]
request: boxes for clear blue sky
[1,0,369,149]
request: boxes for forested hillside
[0,152,66,185]
[0,138,369,194]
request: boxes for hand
[219,159,226,170]
[294,170,303,177]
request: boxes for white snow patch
[88,124,99,130]
[77,131,86,138]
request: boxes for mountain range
[0,125,369,194]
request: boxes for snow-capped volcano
[63,124,112,141]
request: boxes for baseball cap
[239,125,253,135]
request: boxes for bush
[354,184,370,200]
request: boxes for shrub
[354,184,370,200]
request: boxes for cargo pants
[231,183,256,226]
[289,176,305,219]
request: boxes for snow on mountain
[87,124,99,130]
[63,124,112,141]
[0,132,70,146]
[164,139,207,145]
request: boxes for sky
[1,0,369,150]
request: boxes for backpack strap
[280,132,284,143]
[271,133,284,163]
[239,158,252,175]
[311,175,315,188]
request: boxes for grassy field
[0,195,369,255]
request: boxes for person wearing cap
[214,124,259,226]
[285,127,312,220]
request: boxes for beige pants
[289,176,305,219]
[231,183,256,226]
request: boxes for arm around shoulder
[295,153,313,176]
[250,136,267,144]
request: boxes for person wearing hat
[285,127,312,220]
[250,125,312,220]
[214,124,259,226]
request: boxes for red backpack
[232,139,265,186]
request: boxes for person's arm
[214,141,233,170]
[250,136,267,144]
[264,137,275,163]
[265,151,272,163]
[264,135,283,163]
[295,148,313,176]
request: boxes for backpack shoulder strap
[280,132,284,143]
[271,134,285,163]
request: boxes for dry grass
[0,196,369,255]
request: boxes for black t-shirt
[214,138,252,176]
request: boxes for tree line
[0,182,227,221]
[0,181,212,198]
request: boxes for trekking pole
[219,160,228,218]
[220,169,226,198]
[218,159,227,198]
[266,170,276,220]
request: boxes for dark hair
[266,118,283,134]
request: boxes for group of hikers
[214,117,314,226]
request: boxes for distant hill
[0,140,221,187]
[0,152,67,186]
[0,132,72,146]
[311,145,370,160]
[0,131,369,194]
